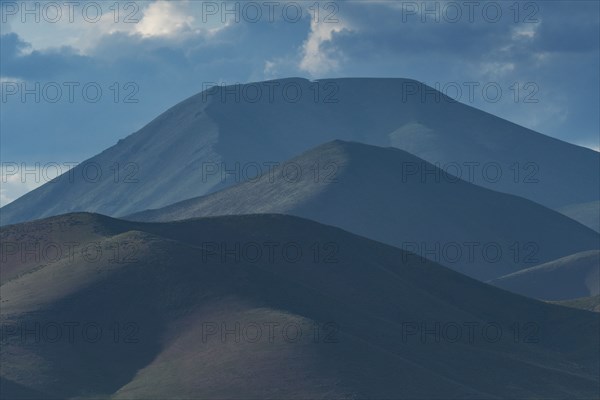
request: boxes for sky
[1,0,599,205]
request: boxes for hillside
[0,214,599,399]
[2,78,598,228]
[1,213,599,399]
[128,141,600,281]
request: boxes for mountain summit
[129,140,599,281]
[2,78,598,227]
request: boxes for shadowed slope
[129,141,599,281]
[1,213,599,399]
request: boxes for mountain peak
[128,141,599,282]
[2,77,598,226]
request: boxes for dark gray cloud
[1,0,598,171]
[1,34,93,79]
[320,1,599,145]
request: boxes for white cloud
[299,19,350,76]
[135,1,194,38]
[264,60,277,77]
[3,1,225,54]
[1,171,40,206]
[478,62,516,79]
[512,26,537,40]
[0,76,24,84]
[0,163,76,207]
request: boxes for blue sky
[1,0,599,204]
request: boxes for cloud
[512,25,538,40]
[263,60,277,76]
[1,33,93,79]
[134,0,195,38]
[0,9,311,165]
[296,1,599,145]
[478,62,516,79]
[0,162,74,206]
[0,1,225,53]
[299,19,350,75]
[0,0,598,172]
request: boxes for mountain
[1,213,598,399]
[553,295,600,313]
[1,78,598,227]
[489,250,600,301]
[559,201,600,232]
[128,141,599,281]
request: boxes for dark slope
[1,213,599,399]
[559,201,600,232]
[2,78,598,226]
[489,250,600,300]
[129,141,599,281]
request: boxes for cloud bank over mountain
[1,1,598,194]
